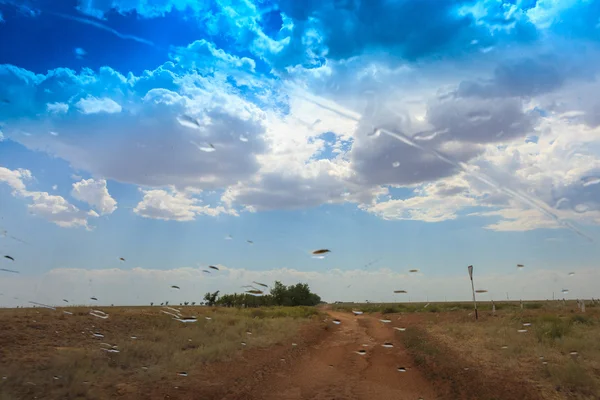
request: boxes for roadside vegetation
[212,281,322,308]
[0,304,323,400]
[379,301,600,400]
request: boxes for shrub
[534,315,571,342]
[570,314,594,326]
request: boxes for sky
[1,0,600,306]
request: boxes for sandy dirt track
[236,310,438,400]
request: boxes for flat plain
[1,301,598,399]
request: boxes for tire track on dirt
[247,311,438,400]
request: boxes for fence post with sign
[468,265,478,320]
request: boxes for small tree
[270,281,288,306]
[203,290,220,306]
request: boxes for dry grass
[0,306,321,399]
[412,303,600,399]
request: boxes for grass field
[335,300,600,400]
[0,305,321,400]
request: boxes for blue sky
[1,0,600,305]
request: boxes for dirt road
[246,310,438,400]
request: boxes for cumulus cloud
[25,191,96,228]
[361,175,480,222]
[75,96,122,114]
[0,166,97,228]
[134,187,236,221]
[0,166,32,192]
[76,0,210,19]
[71,178,117,215]
[0,56,270,191]
[2,0,600,236]
[47,102,69,113]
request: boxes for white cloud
[361,175,479,222]
[75,96,122,114]
[24,191,96,228]
[46,102,69,114]
[71,178,117,215]
[1,34,600,237]
[134,187,236,221]
[0,61,270,191]
[0,166,32,192]
[76,0,209,18]
[0,166,97,228]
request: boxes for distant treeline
[204,281,322,308]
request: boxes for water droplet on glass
[554,197,570,209]
[312,249,331,255]
[28,301,55,310]
[175,317,198,323]
[90,310,109,319]
[413,129,447,141]
[394,290,407,294]
[394,327,406,331]
[177,115,201,129]
[380,319,391,323]
[397,367,406,372]
[568,272,575,276]
[518,329,528,333]
[561,289,569,294]
[523,323,531,327]
[382,342,394,348]
[332,319,341,325]
[177,372,188,377]
[356,350,366,355]
[352,310,363,315]
[241,342,247,346]
[475,290,488,294]
[292,343,297,346]
[501,345,508,349]
[190,140,216,152]
[574,204,589,213]
[368,128,382,138]
[239,135,248,142]
[581,176,600,187]
[392,161,400,168]
[517,264,525,269]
